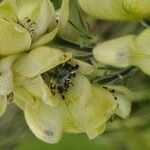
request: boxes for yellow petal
[124,0,150,19]
[104,85,133,98]
[0,18,31,55]
[132,28,150,75]
[0,96,7,117]
[13,46,72,77]
[102,85,132,119]
[14,0,56,38]
[24,101,63,143]
[14,74,60,107]
[0,56,17,95]
[0,0,17,21]
[133,57,150,75]
[78,0,150,20]
[93,35,135,67]
[65,75,92,105]
[13,87,40,109]
[115,94,131,119]
[31,28,58,49]
[86,124,106,140]
[135,28,150,55]
[13,96,25,110]
[67,85,117,135]
[57,0,69,34]
[69,59,94,75]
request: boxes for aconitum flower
[0,0,134,145]
[93,28,150,75]
[78,0,150,20]
[10,46,120,143]
[0,0,69,56]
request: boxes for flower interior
[41,60,79,100]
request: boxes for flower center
[41,62,79,100]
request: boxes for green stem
[56,36,94,52]
[93,66,136,84]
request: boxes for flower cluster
[1,0,149,144]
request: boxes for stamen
[41,62,79,100]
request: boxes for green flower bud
[93,28,150,75]
[78,0,150,20]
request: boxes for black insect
[41,62,79,100]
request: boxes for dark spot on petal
[44,130,55,137]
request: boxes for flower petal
[13,95,25,110]
[103,85,132,119]
[123,0,150,19]
[0,56,17,95]
[0,96,7,117]
[78,0,150,20]
[13,46,72,77]
[14,74,60,107]
[0,18,31,55]
[13,87,40,109]
[57,0,69,34]
[67,85,117,136]
[24,101,64,143]
[0,0,17,21]
[65,75,92,105]
[86,124,106,140]
[69,59,94,75]
[115,94,131,119]
[15,0,56,38]
[93,35,135,67]
[31,28,58,49]
[131,28,150,75]
[135,28,150,55]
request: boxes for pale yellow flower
[78,0,150,20]
[11,46,118,143]
[0,0,70,56]
[93,28,150,75]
